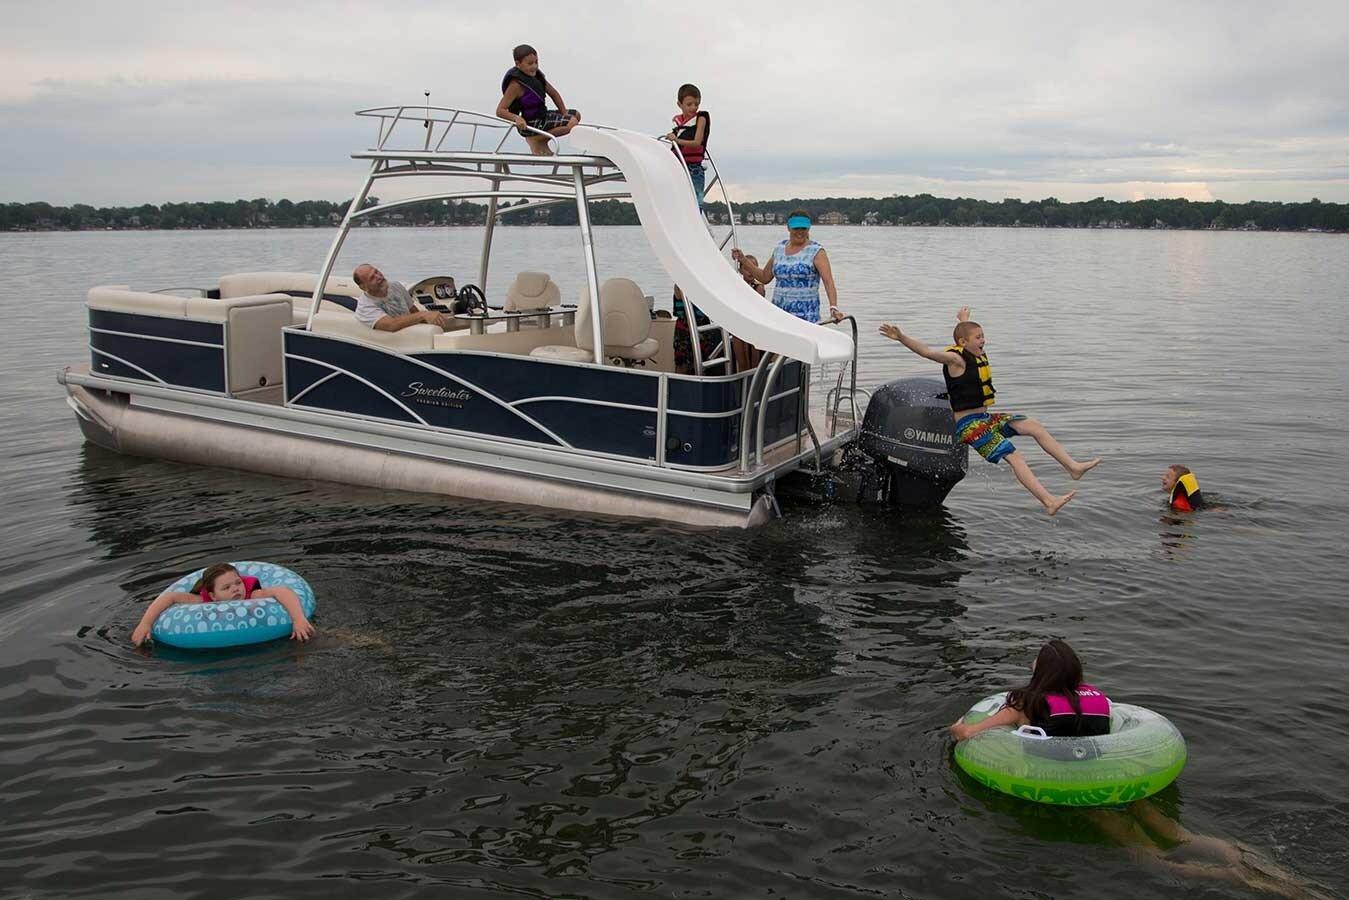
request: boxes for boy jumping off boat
[879,308,1100,515]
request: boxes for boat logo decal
[400,381,473,409]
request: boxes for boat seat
[88,286,289,321]
[530,277,658,365]
[219,271,362,300]
[307,309,440,351]
[88,287,291,393]
[219,272,364,323]
[530,344,593,362]
[504,271,561,312]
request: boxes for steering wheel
[455,284,488,315]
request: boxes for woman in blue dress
[732,211,844,324]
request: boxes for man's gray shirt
[354,281,416,328]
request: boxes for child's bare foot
[1070,458,1101,480]
[1045,490,1077,515]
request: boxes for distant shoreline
[5,194,1345,234]
[4,222,1343,234]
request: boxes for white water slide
[572,126,855,367]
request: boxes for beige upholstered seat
[218,271,361,301]
[308,312,440,351]
[530,278,657,365]
[504,272,561,312]
[577,278,660,361]
[529,344,591,362]
[218,272,365,326]
[87,286,291,394]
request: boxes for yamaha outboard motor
[775,376,966,509]
[855,376,967,507]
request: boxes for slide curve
[571,126,854,366]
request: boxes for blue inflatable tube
[151,561,317,650]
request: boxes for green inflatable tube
[953,692,1187,807]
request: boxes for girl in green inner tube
[951,641,1334,898]
[950,639,1109,741]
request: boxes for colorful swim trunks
[954,412,1027,463]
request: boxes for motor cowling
[859,376,967,507]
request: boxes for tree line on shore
[3,193,1346,232]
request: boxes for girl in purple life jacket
[130,563,315,646]
[950,639,1111,740]
[496,44,580,156]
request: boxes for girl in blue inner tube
[130,563,315,646]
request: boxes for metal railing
[702,149,740,253]
[819,315,870,437]
[356,104,564,157]
[738,352,777,473]
[732,314,867,475]
[678,296,730,376]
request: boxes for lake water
[2,225,1347,899]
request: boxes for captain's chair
[504,271,561,312]
[531,277,658,365]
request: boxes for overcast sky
[4,1,1347,206]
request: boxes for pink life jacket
[199,574,261,603]
[1039,683,1111,736]
[1045,683,1111,716]
[672,111,710,165]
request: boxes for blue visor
[787,215,812,229]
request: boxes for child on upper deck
[879,308,1100,515]
[665,83,710,208]
[497,44,580,156]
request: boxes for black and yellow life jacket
[1169,472,1204,511]
[943,346,995,411]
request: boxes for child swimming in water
[1162,464,1205,511]
[950,639,1110,740]
[879,307,1100,515]
[130,563,315,646]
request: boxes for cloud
[2,1,1347,204]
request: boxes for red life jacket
[672,111,710,165]
[200,575,261,603]
[1169,472,1204,511]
